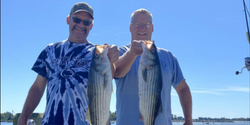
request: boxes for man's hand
[183,120,193,125]
[128,40,143,57]
[107,44,119,64]
[17,116,27,125]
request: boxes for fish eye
[152,49,155,52]
[95,53,99,57]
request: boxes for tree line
[0,112,117,122]
[171,114,250,122]
[1,112,14,122]
[1,111,249,122]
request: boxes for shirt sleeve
[171,55,184,88]
[118,44,130,57]
[31,47,49,78]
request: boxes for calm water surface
[173,121,250,125]
[1,121,249,125]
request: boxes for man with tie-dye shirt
[18,2,119,125]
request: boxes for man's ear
[67,16,70,24]
[130,24,132,33]
[152,23,154,32]
[90,23,93,30]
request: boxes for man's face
[67,11,93,43]
[130,13,153,41]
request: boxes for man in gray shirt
[114,8,193,125]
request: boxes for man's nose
[138,26,146,30]
[78,21,85,27]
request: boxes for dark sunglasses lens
[72,17,91,26]
[83,20,91,26]
[72,17,81,23]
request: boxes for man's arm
[175,79,193,125]
[107,45,119,78]
[114,40,142,78]
[114,51,137,78]
[18,75,47,125]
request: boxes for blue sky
[1,0,250,119]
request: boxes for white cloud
[190,86,249,95]
[215,87,250,93]
[191,90,223,95]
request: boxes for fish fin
[139,110,144,121]
[106,116,111,125]
[156,99,163,117]
[104,74,109,89]
[111,81,114,93]
[142,68,147,83]
[86,86,89,100]
[86,108,91,125]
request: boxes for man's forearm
[18,84,45,124]
[178,85,192,123]
[114,51,137,78]
[110,63,116,78]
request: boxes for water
[1,121,249,125]
[1,122,12,125]
[172,121,250,125]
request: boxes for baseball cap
[70,2,94,19]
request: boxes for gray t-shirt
[115,44,184,125]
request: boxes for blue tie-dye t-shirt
[32,40,95,125]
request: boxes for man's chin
[74,32,87,37]
[135,37,149,40]
[73,35,87,41]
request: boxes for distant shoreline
[0,120,13,122]
[0,121,250,123]
[1,119,249,123]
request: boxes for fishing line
[243,0,250,18]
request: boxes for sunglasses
[131,22,152,29]
[71,17,92,26]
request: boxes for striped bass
[86,45,112,125]
[138,40,163,125]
